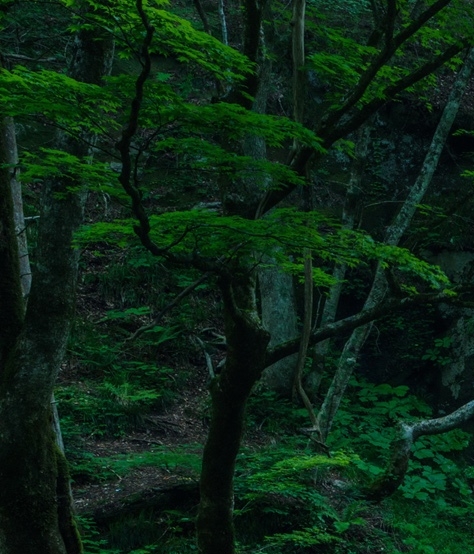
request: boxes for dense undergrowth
[56,235,474,554]
[59,343,474,553]
[55,252,474,553]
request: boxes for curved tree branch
[265,289,474,368]
[367,400,474,501]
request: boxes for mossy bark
[0,11,114,553]
[197,275,270,554]
[0,152,86,553]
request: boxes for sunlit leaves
[66,0,251,81]
[0,66,121,134]
[75,207,450,291]
[20,148,116,191]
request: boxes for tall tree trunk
[0,19,114,554]
[197,274,270,554]
[316,47,474,442]
[218,0,228,45]
[5,116,31,297]
[260,260,299,393]
[292,0,305,130]
[0,118,24,367]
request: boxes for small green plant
[422,336,453,367]
[399,430,471,502]
[77,515,121,554]
[57,378,165,439]
[245,388,307,433]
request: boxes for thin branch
[116,1,161,256]
[324,41,467,146]
[195,336,215,379]
[4,53,58,63]
[322,0,451,128]
[367,399,474,501]
[193,0,212,34]
[292,249,318,430]
[218,0,229,45]
[126,271,212,342]
[265,288,474,367]
[258,40,466,216]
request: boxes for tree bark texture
[292,250,318,428]
[292,0,306,129]
[4,116,31,297]
[0,118,24,366]
[260,258,299,394]
[316,47,474,442]
[0,19,114,554]
[197,274,270,554]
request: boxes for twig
[126,271,212,342]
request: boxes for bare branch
[265,289,473,367]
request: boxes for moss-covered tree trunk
[197,274,270,554]
[0,17,114,554]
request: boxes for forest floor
[68,246,218,517]
[73,413,200,513]
[71,370,210,515]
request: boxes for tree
[366,398,474,501]
[0,2,114,552]
[97,3,472,553]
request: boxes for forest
[2,0,474,552]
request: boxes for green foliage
[76,207,450,292]
[304,0,474,112]
[246,389,307,433]
[60,316,182,438]
[5,1,474,553]
[57,378,162,439]
[20,149,115,191]
[422,336,453,367]
[66,0,251,81]
[66,443,201,484]
[308,32,377,93]
[233,442,360,550]
[0,66,121,130]
[77,515,121,554]
[399,430,471,502]
[329,378,431,459]
[232,378,474,553]
[79,510,198,554]
[388,497,474,554]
